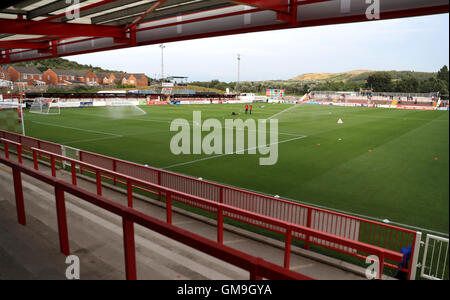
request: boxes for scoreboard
[266,89,285,101]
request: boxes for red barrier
[0,130,62,156]
[0,131,412,278]
[27,146,404,279]
[0,154,313,280]
[76,148,416,276]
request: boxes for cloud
[69,14,449,81]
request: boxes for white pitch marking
[77,113,305,137]
[30,121,123,137]
[266,104,299,120]
[62,135,123,145]
[162,135,308,170]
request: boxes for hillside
[291,70,436,82]
[11,57,124,74]
[291,70,371,81]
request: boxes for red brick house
[43,69,78,85]
[73,70,98,85]
[8,66,43,83]
[0,66,9,81]
[129,74,148,87]
[106,73,125,85]
[94,72,109,85]
[119,73,148,87]
[120,74,137,86]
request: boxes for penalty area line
[267,104,299,120]
[162,135,308,170]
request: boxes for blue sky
[70,13,449,82]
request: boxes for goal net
[0,102,25,135]
[30,98,61,115]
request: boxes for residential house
[118,73,148,87]
[94,72,109,85]
[120,74,137,86]
[0,66,9,81]
[8,66,43,85]
[73,70,98,86]
[43,69,77,85]
[127,73,148,88]
[107,73,125,86]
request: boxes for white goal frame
[30,98,61,115]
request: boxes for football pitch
[19,103,449,234]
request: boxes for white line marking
[82,113,305,137]
[267,104,299,120]
[62,135,123,145]
[30,121,123,137]
[162,135,308,169]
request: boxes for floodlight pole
[160,44,165,82]
[236,54,241,93]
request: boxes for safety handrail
[0,154,312,280]
[77,147,417,234]
[26,144,404,278]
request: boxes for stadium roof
[0,0,448,64]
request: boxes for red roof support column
[125,0,169,31]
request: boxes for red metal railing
[0,153,314,280]
[0,137,405,279]
[0,130,417,259]
[76,148,417,277]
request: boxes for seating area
[307,91,448,110]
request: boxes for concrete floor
[0,153,367,280]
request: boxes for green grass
[15,103,449,235]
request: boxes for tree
[437,65,449,94]
[366,72,392,92]
[393,77,419,93]
[419,77,449,95]
[437,65,449,84]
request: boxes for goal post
[30,97,61,115]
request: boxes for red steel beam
[297,4,450,28]
[297,0,333,5]
[3,4,448,63]
[230,0,290,22]
[0,40,50,50]
[125,0,168,31]
[230,0,289,13]
[0,18,126,38]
